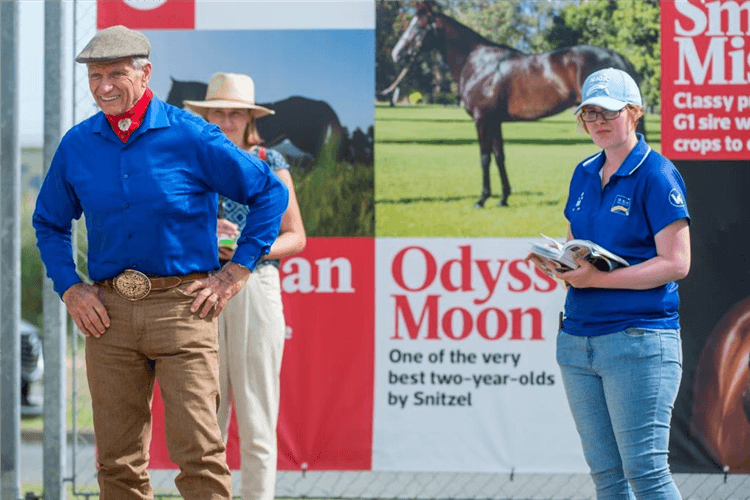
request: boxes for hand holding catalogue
[529,234,629,272]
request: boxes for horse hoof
[474,200,485,208]
[497,200,508,207]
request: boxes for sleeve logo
[669,188,685,207]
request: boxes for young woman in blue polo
[531,68,691,499]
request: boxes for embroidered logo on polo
[669,188,685,207]
[611,195,631,216]
[572,191,585,212]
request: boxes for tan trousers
[87,282,232,500]
[217,264,286,500]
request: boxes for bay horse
[391,1,645,208]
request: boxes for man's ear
[142,62,153,84]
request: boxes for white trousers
[218,264,286,500]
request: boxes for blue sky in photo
[146,29,375,133]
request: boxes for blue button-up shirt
[33,96,289,297]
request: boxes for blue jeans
[556,328,682,500]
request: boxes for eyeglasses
[580,108,622,122]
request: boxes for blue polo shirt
[562,135,690,336]
[33,96,289,297]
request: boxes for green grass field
[375,104,661,237]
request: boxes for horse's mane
[434,9,527,57]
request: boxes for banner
[373,238,586,473]
[95,0,750,477]
[149,236,590,472]
[276,237,375,470]
[661,0,750,160]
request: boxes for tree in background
[376,0,445,103]
[375,0,404,97]
[546,0,660,111]
[442,0,556,53]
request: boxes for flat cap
[75,25,150,64]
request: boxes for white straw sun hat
[183,72,274,118]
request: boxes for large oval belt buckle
[113,269,151,301]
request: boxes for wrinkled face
[581,105,633,150]
[87,59,151,116]
[206,108,252,147]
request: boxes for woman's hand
[525,253,560,278]
[217,218,239,260]
[217,218,239,240]
[218,246,235,260]
[553,256,600,288]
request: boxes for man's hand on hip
[62,282,110,338]
[185,262,251,319]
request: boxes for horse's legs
[474,120,493,208]
[492,124,511,207]
[475,153,492,208]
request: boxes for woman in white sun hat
[528,67,690,499]
[185,72,306,500]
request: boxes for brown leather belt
[97,269,209,301]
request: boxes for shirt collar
[582,134,651,179]
[93,94,170,143]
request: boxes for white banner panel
[373,238,588,473]
[195,0,375,30]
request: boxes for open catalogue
[530,234,630,272]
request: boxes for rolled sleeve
[232,173,288,270]
[200,126,290,271]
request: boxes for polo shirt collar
[581,134,651,179]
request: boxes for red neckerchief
[105,88,154,143]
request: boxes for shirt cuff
[57,275,84,299]
[231,241,271,271]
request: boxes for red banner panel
[276,237,375,471]
[97,0,195,30]
[149,237,375,470]
[661,0,750,160]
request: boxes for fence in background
[51,2,750,499]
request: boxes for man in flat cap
[33,25,289,499]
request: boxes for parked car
[21,319,44,418]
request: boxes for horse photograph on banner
[375,0,656,237]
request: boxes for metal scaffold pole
[43,1,69,499]
[0,1,22,499]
